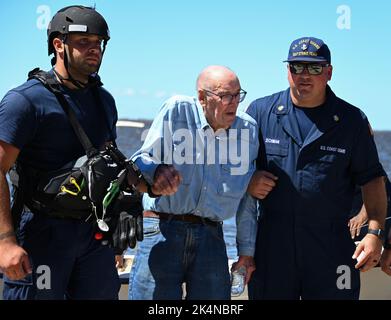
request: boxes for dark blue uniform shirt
[293,103,325,141]
[0,75,117,171]
[0,74,120,300]
[247,86,385,224]
[246,85,385,299]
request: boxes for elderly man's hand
[247,170,278,199]
[152,164,182,196]
[231,255,256,285]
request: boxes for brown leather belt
[143,210,221,227]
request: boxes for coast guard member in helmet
[246,37,387,299]
[0,5,178,300]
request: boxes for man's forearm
[236,193,258,256]
[0,171,14,235]
[362,176,387,230]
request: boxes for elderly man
[246,37,387,299]
[129,65,259,300]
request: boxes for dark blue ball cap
[284,37,331,64]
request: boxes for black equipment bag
[10,68,146,253]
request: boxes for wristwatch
[367,228,384,240]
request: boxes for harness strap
[28,68,100,158]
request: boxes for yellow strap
[69,177,81,193]
[60,185,78,196]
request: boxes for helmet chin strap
[97,39,107,73]
[61,44,87,89]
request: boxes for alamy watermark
[336,5,351,30]
[336,265,352,290]
[36,5,51,30]
[36,265,51,290]
[139,122,251,175]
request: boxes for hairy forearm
[362,176,387,230]
[0,171,14,234]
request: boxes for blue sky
[1,0,390,129]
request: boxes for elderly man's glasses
[289,63,329,75]
[203,89,247,105]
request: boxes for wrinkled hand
[0,238,32,280]
[380,248,391,276]
[247,170,278,199]
[352,234,382,272]
[231,255,256,285]
[348,208,368,239]
[152,164,182,196]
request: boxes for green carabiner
[103,180,120,210]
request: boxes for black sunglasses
[289,63,329,75]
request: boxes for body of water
[118,122,391,259]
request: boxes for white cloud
[155,90,167,98]
[117,88,171,98]
[124,88,135,96]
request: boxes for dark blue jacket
[247,86,385,226]
[0,75,117,171]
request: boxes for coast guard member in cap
[246,37,387,299]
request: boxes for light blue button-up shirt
[132,95,259,256]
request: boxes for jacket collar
[195,99,211,130]
[272,86,341,148]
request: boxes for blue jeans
[2,210,120,300]
[128,217,230,300]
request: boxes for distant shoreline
[117,119,391,132]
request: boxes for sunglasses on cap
[289,63,329,75]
